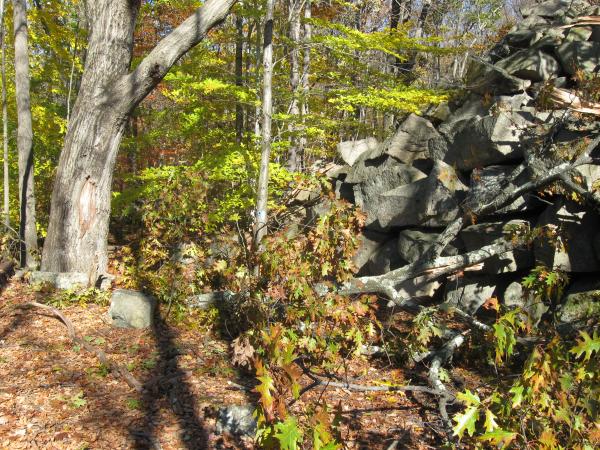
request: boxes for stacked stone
[327,0,600,326]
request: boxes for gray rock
[521,0,585,19]
[574,164,600,191]
[397,229,460,264]
[30,271,89,290]
[445,275,498,315]
[216,404,257,437]
[558,278,600,325]
[109,289,156,329]
[367,239,406,275]
[565,26,593,42]
[383,114,441,165]
[459,220,534,274]
[362,161,468,230]
[504,29,543,48]
[185,291,226,310]
[443,111,531,170]
[438,95,490,136]
[427,102,451,122]
[556,41,600,75]
[496,48,561,82]
[353,164,426,213]
[503,281,548,326]
[396,276,442,300]
[354,230,392,274]
[337,137,380,166]
[464,59,531,96]
[466,165,537,215]
[534,199,600,272]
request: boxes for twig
[17,302,143,392]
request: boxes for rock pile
[326,0,600,326]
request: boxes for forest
[0,0,599,448]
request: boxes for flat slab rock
[108,289,156,329]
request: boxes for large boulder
[495,48,561,82]
[367,239,406,275]
[383,114,441,167]
[443,111,532,170]
[353,164,426,213]
[558,278,600,326]
[361,161,468,230]
[353,230,392,275]
[556,41,600,75]
[396,229,460,264]
[459,220,534,274]
[108,289,156,329]
[465,165,540,215]
[337,137,380,166]
[521,0,589,19]
[503,281,548,326]
[444,275,498,315]
[464,59,531,96]
[534,199,600,272]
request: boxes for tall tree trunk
[253,0,274,251]
[41,0,236,279]
[299,0,310,166]
[1,0,7,228]
[287,0,301,172]
[13,0,38,268]
[235,14,244,144]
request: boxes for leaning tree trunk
[13,0,38,268]
[41,0,236,281]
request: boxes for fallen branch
[342,134,600,304]
[18,302,143,392]
[302,367,453,398]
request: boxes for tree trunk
[1,0,7,228]
[235,14,244,144]
[41,0,236,279]
[13,0,38,268]
[287,0,301,172]
[299,0,311,165]
[253,0,274,250]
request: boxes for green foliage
[453,331,599,448]
[45,287,110,308]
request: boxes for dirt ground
[0,280,451,449]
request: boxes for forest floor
[0,279,469,450]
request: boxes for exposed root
[17,302,144,392]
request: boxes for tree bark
[287,0,301,172]
[235,14,244,144]
[13,0,38,268]
[299,0,311,164]
[41,0,237,278]
[253,0,275,251]
[1,0,7,228]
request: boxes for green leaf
[570,331,600,361]
[452,406,479,438]
[509,385,524,408]
[484,409,498,433]
[456,389,481,406]
[274,416,303,450]
[478,430,517,448]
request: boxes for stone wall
[326,0,600,325]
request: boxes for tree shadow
[128,315,210,449]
